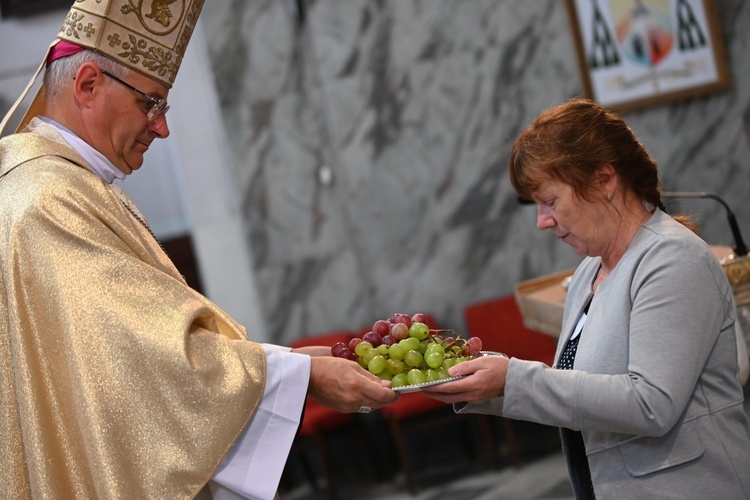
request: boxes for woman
[423,99,750,498]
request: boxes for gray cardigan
[464,209,750,498]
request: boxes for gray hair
[43,49,130,103]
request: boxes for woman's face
[531,177,608,257]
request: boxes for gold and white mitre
[1,0,205,136]
[58,0,205,89]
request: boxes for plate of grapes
[329,312,505,393]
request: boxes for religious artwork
[565,0,730,111]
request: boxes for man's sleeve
[209,345,311,499]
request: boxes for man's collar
[37,116,126,184]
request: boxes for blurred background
[2,1,749,498]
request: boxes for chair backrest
[464,295,557,366]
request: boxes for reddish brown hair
[509,98,697,232]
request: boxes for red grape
[372,320,390,337]
[389,313,412,328]
[390,323,409,341]
[348,337,362,351]
[331,341,347,356]
[467,337,482,351]
[337,347,355,360]
[381,335,395,346]
[362,331,382,348]
[411,313,428,324]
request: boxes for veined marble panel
[203,0,750,343]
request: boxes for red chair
[464,295,557,366]
[287,331,358,500]
[463,295,559,468]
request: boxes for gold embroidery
[119,34,176,79]
[176,0,203,56]
[146,0,178,28]
[107,32,122,48]
[60,11,92,39]
[121,0,183,35]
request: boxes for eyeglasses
[101,70,169,121]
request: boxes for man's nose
[150,115,170,138]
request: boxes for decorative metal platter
[392,375,464,393]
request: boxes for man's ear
[72,62,103,107]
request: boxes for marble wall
[201,0,750,344]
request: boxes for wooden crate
[514,246,750,336]
[514,268,575,338]
[722,255,750,307]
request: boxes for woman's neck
[595,203,653,290]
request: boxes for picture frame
[565,0,731,112]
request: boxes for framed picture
[565,0,731,111]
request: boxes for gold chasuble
[0,120,267,499]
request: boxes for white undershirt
[39,116,310,499]
[38,116,125,184]
[571,312,587,340]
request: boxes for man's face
[89,69,170,174]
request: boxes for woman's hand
[421,355,509,404]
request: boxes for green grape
[425,343,445,357]
[408,322,429,340]
[441,357,458,371]
[358,356,368,369]
[399,337,420,352]
[377,344,390,355]
[392,373,408,388]
[388,343,405,361]
[368,355,386,375]
[418,339,429,355]
[436,367,450,379]
[425,351,444,369]
[386,358,405,375]
[377,369,393,381]
[426,369,442,382]
[406,368,427,386]
[355,341,373,358]
[404,350,423,368]
[362,348,379,366]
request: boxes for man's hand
[308,356,399,413]
[291,345,332,357]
